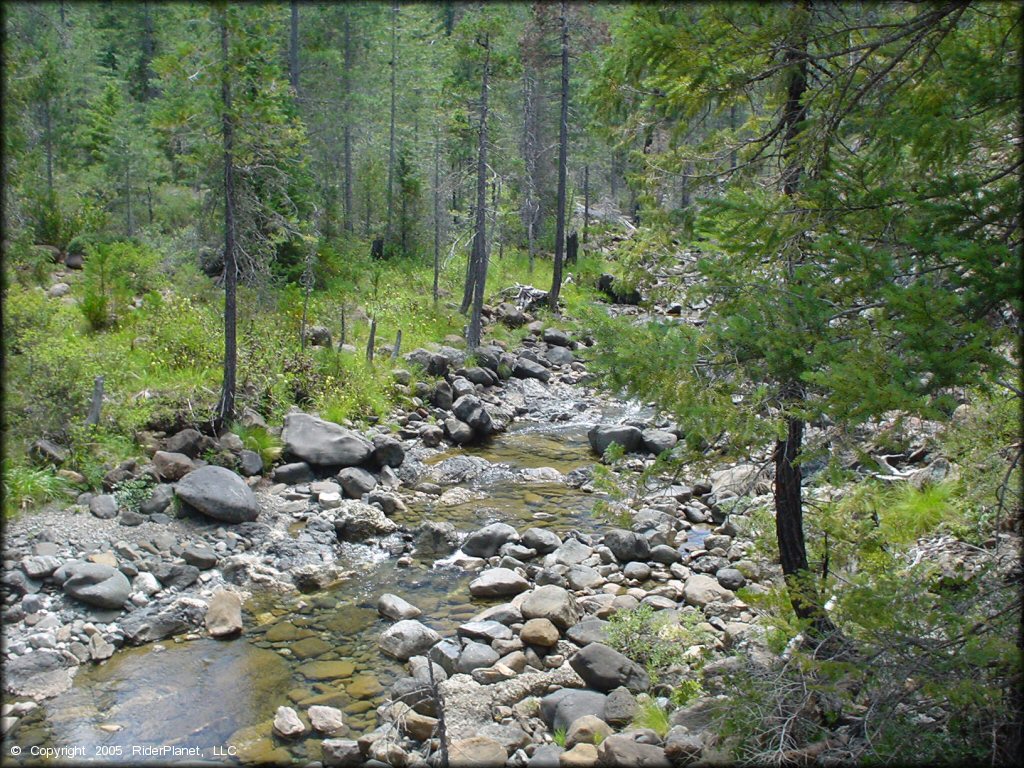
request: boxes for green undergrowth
[2,460,73,519]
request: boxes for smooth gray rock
[452,395,495,436]
[238,450,264,476]
[469,568,530,597]
[588,424,642,456]
[139,484,174,515]
[545,345,575,366]
[540,688,607,731]
[552,538,593,566]
[716,567,746,591]
[337,466,377,498]
[604,529,651,563]
[89,494,119,520]
[569,643,650,692]
[456,641,500,674]
[371,435,405,468]
[444,418,474,445]
[597,734,670,767]
[542,328,571,347]
[521,584,580,631]
[378,593,422,621]
[603,687,638,726]
[282,412,373,468]
[512,357,551,382]
[462,522,519,558]
[321,738,363,768]
[566,618,610,646]
[175,465,259,523]
[334,501,399,541]
[272,461,315,485]
[641,429,678,456]
[62,563,130,609]
[2,649,76,699]
[152,450,195,481]
[521,527,562,555]
[379,620,441,661]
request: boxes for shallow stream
[11,401,656,764]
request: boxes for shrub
[605,604,712,683]
[113,476,155,514]
[631,696,671,738]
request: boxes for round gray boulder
[62,563,131,609]
[282,412,373,468]
[175,465,259,523]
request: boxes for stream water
[10,400,657,765]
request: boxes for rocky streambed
[2,327,778,766]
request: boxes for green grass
[631,696,671,738]
[881,481,955,544]
[231,422,283,466]
[3,460,72,518]
[552,727,567,748]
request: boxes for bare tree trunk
[216,7,238,433]
[548,1,570,313]
[433,126,441,304]
[385,1,398,245]
[43,98,54,199]
[85,376,104,426]
[289,0,299,97]
[582,164,589,243]
[338,305,346,349]
[391,330,402,360]
[466,33,491,350]
[366,317,377,363]
[342,9,354,233]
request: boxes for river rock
[597,734,670,767]
[272,462,315,484]
[88,633,115,661]
[378,593,422,621]
[569,643,650,692]
[520,618,560,647]
[139,484,174,515]
[458,620,513,642]
[566,714,612,749]
[522,527,562,554]
[588,424,642,456]
[529,744,565,768]
[624,562,652,581]
[683,574,735,608]
[238,450,263,476]
[716,567,746,591]
[513,357,552,382]
[469,568,530,597]
[273,705,307,738]
[449,735,507,767]
[164,428,208,458]
[282,412,373,467]
[419,424,445,447]
[120,596,206,644]
[334,500,399,541]
[545,345,575,366]
[521,584,581,631]
[640,429,678,456]
[152,450,195,481]
[664,726,704,763]
[62,563,130,609]
[560,742,599,767]
[337,466,377,498]
[308,705,345,735]
[321,738,363,768]
[371,435,405,468]
[457,641,500,674]
[89,494,119,519]
[462,522,519,558]
[540,689,607,731]
[566,564,604,591]
[445,418,474,445]
[413,521,460,556]
[205,588,243,637]
[379,619,441,661]
[603,687,638,726]
[552,538,592,566]
[2,649,77,700]
[709,464,767,497]
[566,618,609,647]
[20,555,61,580]
[175,465,258,523]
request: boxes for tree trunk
[366,317,377,363]
[466,33,491,350]
[565,230,578,266]
[289,0,299,97]
[385,1,398,245]
[43,97,54,199]
[583,164,589,243]
[85,376,104,427]
[391,330,402,360]
[548,1,570,313]
[521,64,538,273]
[216,7,238,433]
[342,10,354,233]
[433,126,441,304]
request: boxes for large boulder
[378,593,422,621]
[205,588,243,637]
[282,412,373,468]
[522,527,562,555]
[469,568,530,598]
[61,563,130,609]
[379,620,441,661]
[588,425,642,456]
[640,429,678,456]
[153,450,195,481]
[569,643,650,692]
[603,529,651,563]
[3,649,77,700]
[175,465,259,523]
[462,522,519,558]
[521,584,581,631]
